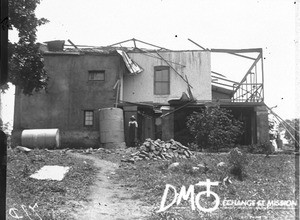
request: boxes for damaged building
[12,38,269,148]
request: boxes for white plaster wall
[122,51,211,104]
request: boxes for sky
[3,0,299,126]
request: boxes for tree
[186,106,244,151]
[7,0,49,95]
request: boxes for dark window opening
[88,70,105,81]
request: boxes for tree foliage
[8,0,49,95]
[186,106,244,151]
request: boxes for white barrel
[21,129,60,149]
[99,108,124,144]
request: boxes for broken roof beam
[134,38,169,50]
[108,38,170,50]
[188,39,257,60]
[212,81,234,88]
[107,38,136,47]
[227,52,256,60]
[212,75,239,84]
[64,44,98,48]
[155,52,193,89]
[118,100,154,107]
[211,48,262,53]
[233,53,262,93]
[211,48,257,60]
[160,100,195,118]
[185,75,194,101]
[116,50,143,75]
[67,39,78,49]
[211,71,227,78]
[188,38,207,50]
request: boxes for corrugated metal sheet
[117,50,143,75]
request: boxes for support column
[250,110,257,145]
[255,105,270,144]
[161,106,174,141]
[123,106,138,147]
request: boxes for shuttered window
[154,66,170,95]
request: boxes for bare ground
[69,153,153,220]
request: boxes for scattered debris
[15,146,32,153]
[168,162,180,170]
[222,176,232,186]
[123,139,194,162]
[197,163,209,174]
[197,163,205,168]
[121,158,135,163]
[217,162,226,167]
[192,166,199,171]
[30,165,70,181]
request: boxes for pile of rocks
[122,139,194,162]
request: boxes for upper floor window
[88,70,105,81]
[154,66,170,95]
[84,110,94,126]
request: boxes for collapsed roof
[40,38,264,103]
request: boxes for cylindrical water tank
[21,129,60,149]
[99,108,124,144]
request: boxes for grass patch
[114,152,297,219]
[6,149,98,220]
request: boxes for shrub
[186,106,244,151]
[247,142,273,154]
[228,147,248,181]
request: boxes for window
[88,70,105,81]
[84,110,94,126]
[154,66,170,95]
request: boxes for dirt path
[69,153,152,220]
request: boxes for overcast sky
[4,0,298,125]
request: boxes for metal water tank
[99,108,125,144]
[21,129,60,149]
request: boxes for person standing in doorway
[128,115,138,147]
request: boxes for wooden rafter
[211,71,227,78]
[107,38,134,47]
[211,48,262,53]
[212,75,239,84]
[107,38,170,50]
[233,53,262,93]
[188,38,206,50]
[227,52,256,60]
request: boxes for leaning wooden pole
[155,52,193,89]
[295,119,299,152]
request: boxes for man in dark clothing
[128,115,138,147]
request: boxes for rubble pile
[124,139,194,162]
